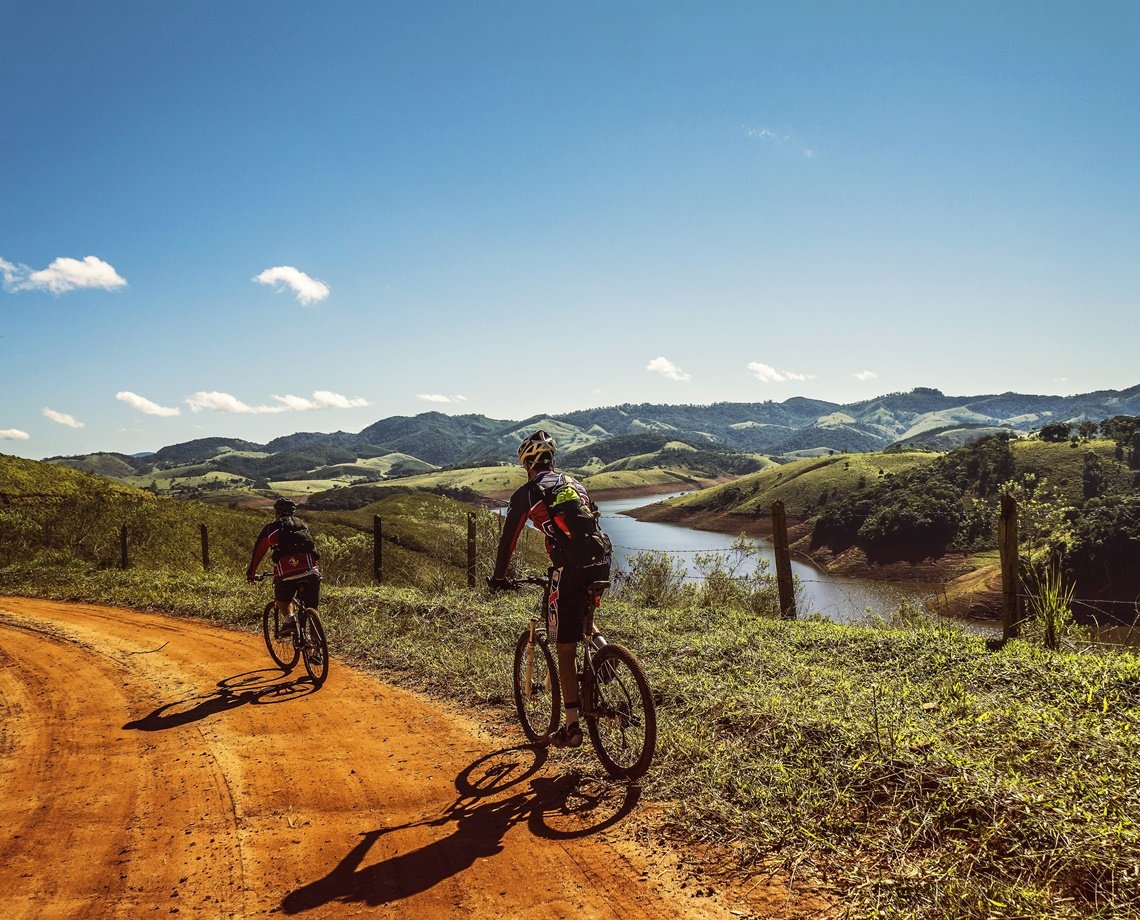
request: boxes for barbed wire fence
[4,489,1136,650]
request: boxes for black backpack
[531,473,612,571]
[274,515,318,560]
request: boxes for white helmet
[517,429,556,469]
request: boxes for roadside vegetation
[3,451,1140,919]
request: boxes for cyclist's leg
[296,572,321,611]
[273,579,300,633]
[551,567,588,747]
[272,578,295,615]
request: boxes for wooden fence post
[771,500,797,620]
[467,512,477,588]
[200,523,210,570]
[999,495,1020,640]
[373,515,383,585]
[120,525,129,569]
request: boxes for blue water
[597,493,930,625]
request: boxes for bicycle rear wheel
[262,601,300,671]
[513,629,561,742]
[584,643,657,780]
[300,608,329,687]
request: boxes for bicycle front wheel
[513,629,561,742]
[262,601,300,671]
[300,609,329,687]
[584,643,657,780]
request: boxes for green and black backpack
[531,473,612,571]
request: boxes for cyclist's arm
[492,486,533,581]
[246,523,278,580]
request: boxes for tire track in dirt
[0,597,825,919]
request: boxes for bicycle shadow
[279,744,642,913]
[123,668,316,731]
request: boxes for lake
[597,493,934,626]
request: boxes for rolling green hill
[42,387,1140,507]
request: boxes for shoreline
[626,495,1005,621]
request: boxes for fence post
[999,495,1020,640]
[373,515,383,585]
[200,523,210,570]
[771,500,797,619]
[120,525,129,569]
[467,512,477,588]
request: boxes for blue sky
[2,2,1137,460]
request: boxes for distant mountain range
[45,385,1140,487]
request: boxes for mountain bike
[255,573,329,687]
[507,573,656,780]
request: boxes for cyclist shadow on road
[279,744,642,914]
[122,669,316,732]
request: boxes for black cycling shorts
[275,572,321,610]
[546,566,594,644]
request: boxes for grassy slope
[638,439,1131,526]
[645,450,938,521]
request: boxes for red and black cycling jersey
[492,467,593,580]
[246,519,321,582]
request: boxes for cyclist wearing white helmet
[489,429,612,749]
[246,497,322,637]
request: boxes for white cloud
[747,361,815,383]
[854,370,879,382]
[117,391,182,417]
[417,394,454,403]
[646,356,691,382]
[43,407,85,429]
[745,127,817,160]
[186,390,368,414]
[1,255,127,293]
[0,428,30,440]
[252,266,330,306]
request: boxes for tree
[1078,420,1099,439]
[1039,422,1074,442]
[1082,450,1107,500]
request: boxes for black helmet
[273,498,297,516]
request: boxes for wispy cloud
[854,370,879,382]
[0,428,30,440]
[747,361,814,383]
[117,391,182,417]
[647,356,691,382]
[186,390,368,414]
[744,126,816,160]
[417,393,469,404]
[1,255,127,293]
[252,266,330,306]
[43,407,84,429]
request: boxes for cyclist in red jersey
[489,430,611,749]
[246,497,321,637]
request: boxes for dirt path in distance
[0,597,830,919]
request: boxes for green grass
[3,562,1138,919]
[658,451,938,520]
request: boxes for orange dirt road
[0,597,814,919]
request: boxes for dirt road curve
[0,598,814,919]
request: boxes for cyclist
[246,497,321,637]
[488,430,611,749]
